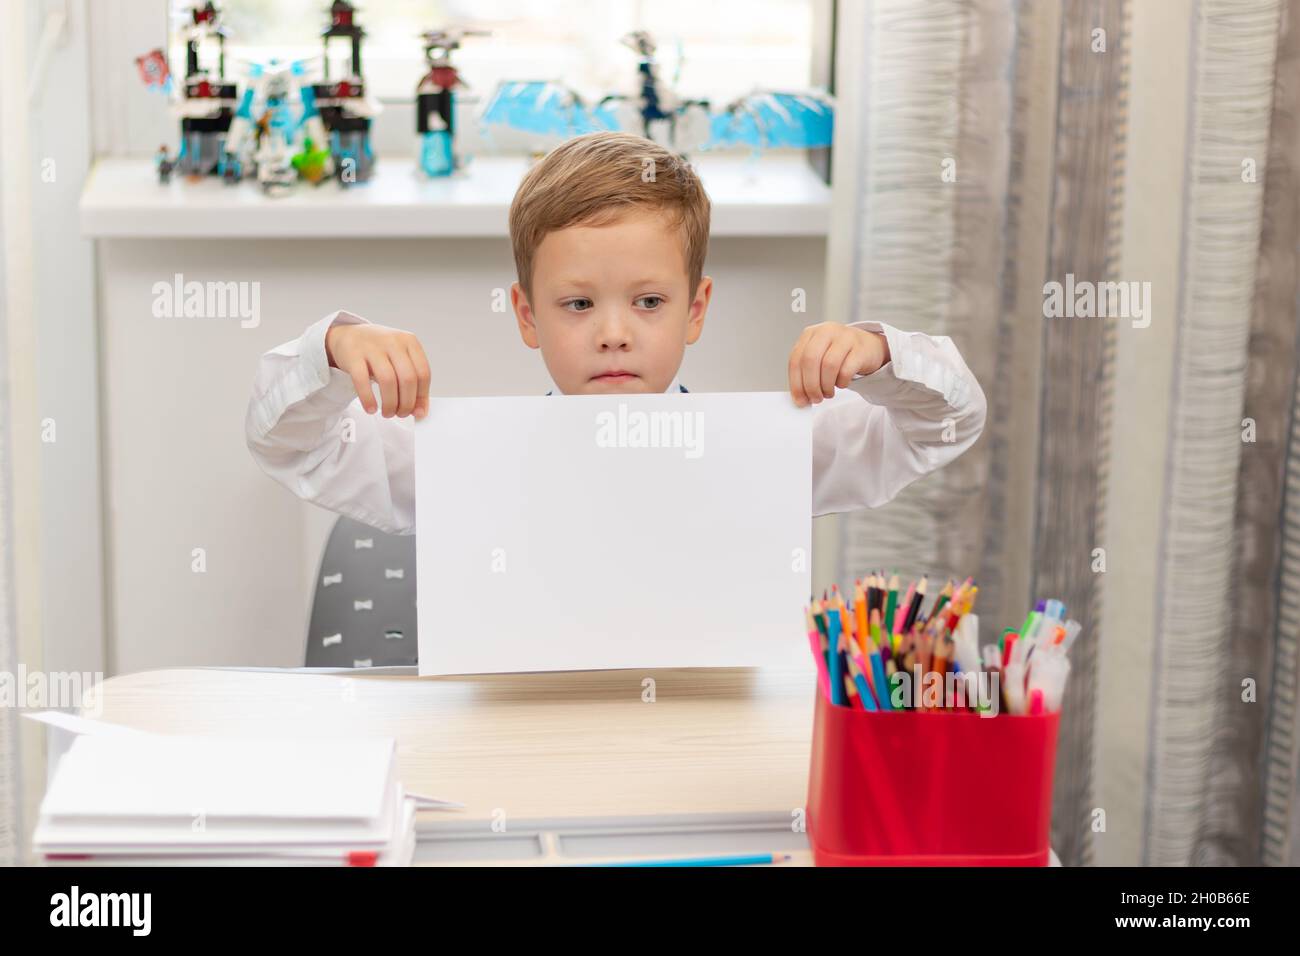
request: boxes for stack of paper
[34,734,416,866]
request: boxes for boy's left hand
[787,323,891,407]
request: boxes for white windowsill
[79,154,831,239]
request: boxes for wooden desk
[81,666,819,865]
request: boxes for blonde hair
[508,132,711,299]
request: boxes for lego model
[311,0,382,185]
[704,89,834,153]
[139,1,380,191]
[479,30,834,158]
[598,31,712,152]
[480,80,618,140]
[479,31,710,154]
[156,145,176,184]
[221,60,335,195]
[415,28,488,178]
[168,1,239,178]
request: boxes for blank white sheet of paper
[415,391,812,675]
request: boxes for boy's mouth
[591,370,638,383]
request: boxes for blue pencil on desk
[826,608,846,706]
[586,852,793,867]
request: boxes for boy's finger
[800,331,833,404]
[788,326,820,405]
[388,347,419,418]
[792,344,818,407]
[840,338,872,387]
[787,344,808,405]
[836,349,859,388]
[820,340,851,397]
[347,361,377,414]
[368,355,399,417]
[407,340,432,419]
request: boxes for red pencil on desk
[843,674,866,710]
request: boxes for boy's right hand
[325,322,431,420]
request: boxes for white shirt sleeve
[809,319,987,516]
[245,310,418,535]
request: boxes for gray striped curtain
[1257,0,1300,867]
[830,0,1300,865]
[1158,0,1297,866]
[832,0,1127,867]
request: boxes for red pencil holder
[806,690,1059,866]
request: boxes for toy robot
[222,60,335,196]
[416,28,488,178]
[599,31,711,153]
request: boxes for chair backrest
[305,515,417,667]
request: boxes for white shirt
[245,310,987,534]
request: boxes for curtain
[1258,0,1300,868]
[1194,0,1298,866]
[1028,0,1128,868]
[832,0,1129,867]
[830,0,1300,865]
[1146,0,1286,866]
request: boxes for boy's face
[511,209,711,394]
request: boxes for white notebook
[35,735,399,851]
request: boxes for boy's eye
[563,298,593,312]
[635,295,664,310]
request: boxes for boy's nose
[595,311,633,351]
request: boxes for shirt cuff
[844,319,975,409]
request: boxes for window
[178,0,816,104]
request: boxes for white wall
[76,0,834,674]
[31,0,106,681]
[97,235,828,673]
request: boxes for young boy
[245,132,986,534]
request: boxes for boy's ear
[685,275,712,346]
[511,282,541,349]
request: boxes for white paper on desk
[22,710,153,738]
[415,391,812,675]
[23,710,155,789]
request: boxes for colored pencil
[826,608,845,706]
[883,574,900,634]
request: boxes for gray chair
[305,515,417,667]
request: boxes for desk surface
[83,666,818,864]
